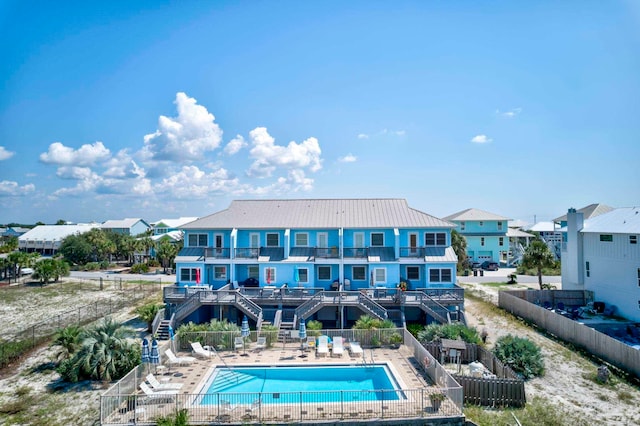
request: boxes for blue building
[164,199,465,331]
[443,208,511,265]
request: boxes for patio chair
[165,349,196,366]
[349,341,363,357]
[331,336,344,357]
[146,373,183,390]
[139,382,177,403]
[255,336,267,351]
[191,341,214,359]
[306,336,315,350]
[316,335,329,357]
[234,337,245,352]
[243,398,261,420]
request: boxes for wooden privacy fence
[499,290,640,379]
[422,342,525,407]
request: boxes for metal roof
[526,221,559,233]
[507,228,535,238]
[443,208,511,222]
[18,224,100,242]
[424,246,458,263]
[554,203,614,223]
[182,199,455,230]
[152,217,199,228]
[581,207,640,234]
[102,218,149,229]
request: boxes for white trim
[408,232,418,254]
[370,232,384,247]
[373,267,386,284]
[249,233,260,248]
[317,232,328,248]
[295,232,309,247]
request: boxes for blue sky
[1,1,639,225]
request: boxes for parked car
[471,262,482,270]
[481,261,499,271]
[20,267,34,275]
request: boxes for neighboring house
[506,224,535,267]
[3,227,30,238]
[151,217,198,236]
[166,199,464,330]
[526,221,562,259]
[101,218,150,236]
[18,224,101,255]
[443,208,511,265]
[562,207,640,322]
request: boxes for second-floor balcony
[202,246,431,261]
[399,247,426,258]
[204,247,231,259]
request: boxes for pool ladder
[361,349,375,368]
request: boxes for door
[409,233,418,254]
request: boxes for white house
[18,224,101,255]
[562,207,640,322]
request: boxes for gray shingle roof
[182,199,454,230]
[443,208,511,222]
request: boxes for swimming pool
[199,364,406,404]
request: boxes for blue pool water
[200,364,404,404]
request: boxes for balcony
[314,247,340,259]
[399,247,426,258]
[204,247,231,259]
[343,247,368,258]
[235,247,259,259]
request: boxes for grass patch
[464,396,589,426]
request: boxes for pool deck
[112,341,464,425]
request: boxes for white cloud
[338,154,357,163]
[143,92,223,162]
[224,135,247,155]
[158,165,242,199]
[471,134,492,144]
[39,141,111,166]
[247,127,322,178]
[496,107,522,118]
[0,146,15,161]
[56,166,95,180]
[357,133,369,139]
[395,130,406,136]
[0,181,35,196]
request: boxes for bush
[84,262,101,271]
[417,323,481,344]
[492,334,544,379]
[131,263,149,273]
[306,320,323,336]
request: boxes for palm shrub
[51,325,83,361]
[57,318,139,382]
[417,323,481,344]
[492,334,544,379]
[306,320,323,337]
[136,303,162,332]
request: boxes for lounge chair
[316,335,329,357]
[234,337,245,352]
[255,336,267,351]
[139,382,177,402]
[349,341,363,357]
[191,341,214,358]
[165,349,196,366]
[146,373,183,390]
[243,398,261,420]
[331,336,344,357]
[306,336,315,349]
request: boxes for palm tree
[136,303,161,332]
[51,325,83,361]
[7,251,28,282]
[155,238,178,273]
[450,230,469,273]
[522,240,556,289]
[72,318,138,382]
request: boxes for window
[266,233,279,247]
[406,266,420,280]
[317,232,328,248]
[425,232,446,246]
[265,267,276,283]
[586,261,590,278]
[497,221,503,231]
[637,268,640,287]
[214,266,227,280]
[180,268,198,281]
[374,268,386,284]
[354,232,365,248]
[499,237,504,246]
[316,266,330,281]
[214,234,223,248]
[631,236,638,245]
[481,237,485,246]
[295,233,308,246]
[460,221,465,231]
[352,266,366,281]
[188,234,208,247]
[479,221,484,227]
[599,234,613,242]
[429,268,452,283]
[298,268,309,283]
[248,265,259,279]
[371,233,384,246]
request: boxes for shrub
[492,334,544,379]
[417,323,481,344]
[131,263,149,274]
[306,320,323,336]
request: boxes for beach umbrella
[298,319,307,357]
[141,338,150,373]
[149,339,160,374]
[195,268,201,284]
[240,316,250,356]
[266,268,271,285]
